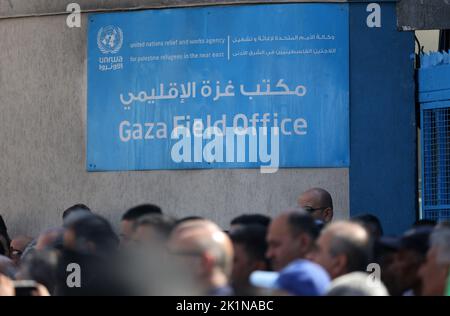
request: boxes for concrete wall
[0,13,349,237]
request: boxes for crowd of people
[0,187,449,296]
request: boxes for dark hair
[351,214,384,238]
[62,204,91,220]
[133,214,176,240]
[20,250,59,295]
[0,215,11,249]
[0,239,6,256]
[413,219,437,227]
[122,204,162,221]
[229,224,268,263]
[287,210,320,240]
[0,215,8,233]
[55,248,130,296]
[67,214,119,255]
[175,216,204,225]
[230,214,271,228]
[0,216,10,256]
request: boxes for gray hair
[325,221,371,273]
[430,223,450,264]
[326,272,389,296]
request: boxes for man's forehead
[268,220,292,240]
[168,234,203,254]
[270,215,290,229]
[299,191,319,206]
[121,219,134,225]
[121,219,134,231]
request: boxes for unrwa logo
[97,25,123,54]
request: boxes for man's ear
[323,208,333,222]
[331,254,348,278]
[201,252,216,275]
[296,233,313,254]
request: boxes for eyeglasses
[303,206,327,214]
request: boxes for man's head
[310,221,370,279]
[36,227,64,251]
[372,237,399,295]
[17,249,59,295]
[297,188,334,223]
[382,226,432,295]
[266,210,319,271]
[120,204,162,245]
[62,204,91,222]
[229,224,269,291]
[10,235,33,266]
[64,214,119,256]
[351,214,384,239]
[131,214,176,245]
[168,220,234,294]
[230,214,271,231]
[418,224,450,296]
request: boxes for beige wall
[415,30,440,53]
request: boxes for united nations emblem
[97,25,123,54]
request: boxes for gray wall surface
[0,0,348,18]
[0,11,349,238]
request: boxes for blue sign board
[87,4,349,171]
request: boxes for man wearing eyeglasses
[297,188,334,224]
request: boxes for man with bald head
[298,188,334,223]
[168,219,234,296]
[309,221,370,279]
[266,210,320,271]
